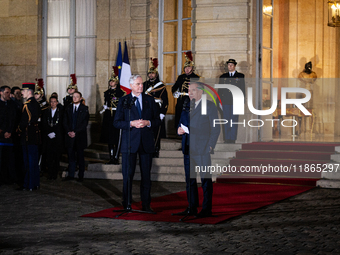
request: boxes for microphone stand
[114,97,156,217]
[172,97,195,221]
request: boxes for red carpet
[81,183,313,224]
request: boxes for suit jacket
[179,99,220,156]
[63,103,89,149]
[19,97,41,145]
[43,107,64,150]
[0,99,16,143]
[218,71,245,105]
[113,93,161,154]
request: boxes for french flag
[120,41,132,94]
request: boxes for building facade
[1,0,340,142]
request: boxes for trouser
[184,153,213,212]
[0,144,16,184]
[67,146,85,179]
[22,145,40,189]
[121,145,153,208]
[223,104,239,141]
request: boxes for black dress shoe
[176,207,197,216]
[105,158,115,165]
[113,158,119,165]
[63,176,74,181]
[142,206,155,213]
[77,178,83,182]
[196,209,212,218]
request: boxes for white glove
[173,91,181,98]
[48,132,56,139]
[103,105,108,110]
[160,114,165,121]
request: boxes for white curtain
[75,0,96,108]
[46,0,96,110]
[47,0,70,98]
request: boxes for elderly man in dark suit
[63,91,89,182]
[177,82,220,218]
[114,74,161,212]
[218,59,245,143]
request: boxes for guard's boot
[153,147,160,158]
[112,145,120,165]
[105,145,115,165]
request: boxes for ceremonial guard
[63,74,78,109]
[143,58,168,158]
[34,78,49,174]
[218,59,245,143]
[171,51,199,129]
[18,83,41,191]
[100,66,126,164]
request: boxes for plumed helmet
[34,78,44,96]
[148,58,158,75]
[67,74,78,91]
[108,66,119,83]
[183,51,195,70]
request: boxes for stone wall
[0,0,42,86]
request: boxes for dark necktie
[135,97,142,118]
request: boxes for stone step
[214,143,242,151]
[83,149,184,160]
[331,154,340,162]
[87,164,184,174]
[81,169,220,183]
[89,139,182,152]
[211,151,236,159]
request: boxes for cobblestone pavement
[1,178,340,255]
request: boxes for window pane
[183,0,192,19]
[164,22,178,52]
[164,0,178,21]
[263,14,272,48]
[48,0,70,37]
[263,0,273,15]
[163,53,177,84]
[76,38,96,76]
[262,48,272,79]
[46,76,69,101]
[76,0,96,36]
[182,19,192,51]
[47,38,70,75]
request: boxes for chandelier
[328,1,340,27]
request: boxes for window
[159,0,192,114]
[42,0,96,112]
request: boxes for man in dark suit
[63,91,89,182]
[177,82,220,217]
[0,86,17,185]
[114,74,161,212]
[218,59,245,143]
[43,96,64,180]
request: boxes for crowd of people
[0,74,89,190]
[0,52,245,218]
